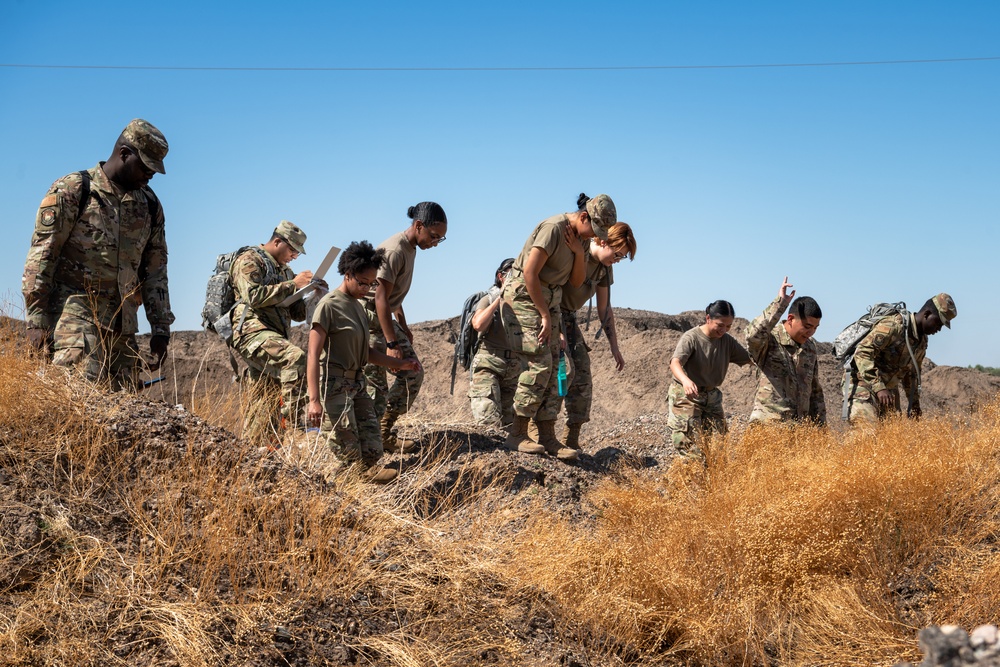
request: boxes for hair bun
[576,193,590,210]
[407,206,417,219]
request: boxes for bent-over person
[845,293,956,422]
[668,300,751,462]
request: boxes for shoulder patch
[40,195,57,208]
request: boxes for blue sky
[2,1,997,366]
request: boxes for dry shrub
[506,412,1000,666]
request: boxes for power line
[1,56,999,72]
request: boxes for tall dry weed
[506,412,1000,665]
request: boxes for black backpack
[449,288,492,394]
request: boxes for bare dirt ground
[145,307,1000,436]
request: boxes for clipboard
[279,245,340,307]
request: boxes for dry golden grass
[504,411,1000,665]
[4,313,1000,666]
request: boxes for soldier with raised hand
[230,221,326,435]
[22,118,174,390]
[846,293,957,422]
[745,277,826,425]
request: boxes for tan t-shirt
[513,214,576,290]
[312,289,370,374]
[561,249,613,312]
[376,232,416,312]
[672,327,751,390]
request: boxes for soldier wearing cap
[501,192,616,460]
[22,118,174,389]
[846,292,957,422]
[229,221,327,437]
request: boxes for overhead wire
[1,56,999,72]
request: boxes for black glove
[149,334,170,370]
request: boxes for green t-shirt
[672,327,751,391]
[312,289,370,374]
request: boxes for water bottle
[557,350,568,397]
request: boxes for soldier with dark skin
[846,293,956,422]
[22,119,174,389]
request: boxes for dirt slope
[144,308,1000,434]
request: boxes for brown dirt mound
[143,308,1000,434]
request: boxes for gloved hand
[149,334,170,371]
[26,328,49,352]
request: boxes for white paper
[279,245,340,307]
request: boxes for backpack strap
[76,170,92,221]
[141,186,162,225]
[233,246,280,337]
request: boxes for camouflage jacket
[22,163,174,336]
[745,296,826,424]
[230,246,305,340]
[851,312,927,409]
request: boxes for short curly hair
[338,240,386,276]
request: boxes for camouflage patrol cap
[121,119,169,175]
[584,194,617,241]
[274,220,307,255]
[931,293,957,328]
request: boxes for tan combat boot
[506,415,545,455]
[526,419,540,443]
[564,423,583,451]
[365,466,399,484]
[380,414,419,453]
[536,420,579,462]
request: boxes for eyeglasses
[428,230,446,243]
[613,250,627,262]
[354,276,379,289]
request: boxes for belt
[326,368,359,380]
[673,379,716,393]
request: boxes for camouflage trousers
[50,305,141,391]
[365,318,424,421]
[501,277,562,419]
[846,381,902,423]
[320,375,382,467]
[468,341,522,428]
[554,313,593,426]
[667,382,726,461]
[233,329,307,433]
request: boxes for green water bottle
[557,350,568,397]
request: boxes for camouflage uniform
[548,252,612,426]
[745,295,826,424]
[468,286,522,427]
[320,376,383,466]
[846,312,927,422]
[501,273,562,419]
[22,161,173,390]
[667,383,726,461]
[363,303,424,419]
[230,243,307,429]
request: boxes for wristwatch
[386,340,399,349]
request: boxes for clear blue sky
[2,1,997,366]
